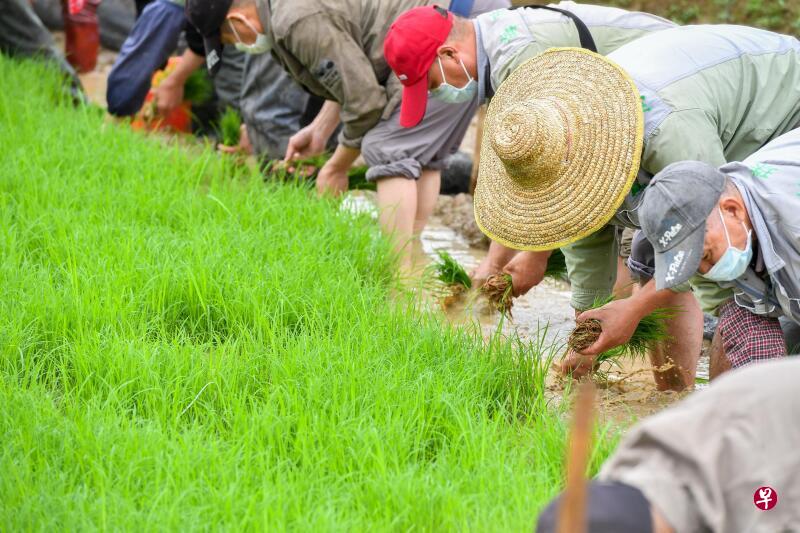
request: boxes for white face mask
[227,15,271,55]
[702,206,753,282]
[430,56,477,104]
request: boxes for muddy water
[344,190,709,425]
[415,221,575,349]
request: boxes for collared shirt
[474,1,675,100]
[721,129,800,324]
[566,24,800,310]
[256,0,509,149]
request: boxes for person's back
[264,0,432,110]
[477,1,675,90]
[607,24,800,174]
[599,358,800,532]
[721,128,800,324]
[566,24,800,323]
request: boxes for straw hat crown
[474,48,644,251]
[490,99,571,187]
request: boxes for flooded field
[346,190,710,426]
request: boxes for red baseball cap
[384,6,454,128]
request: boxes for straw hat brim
[474,47,644,251]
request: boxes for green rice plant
[183,69,214,105]
[218,106,242,147]
[567,296,674,371]
[264,152,373,191]
[0,56,623,530]
[431,250,472,290]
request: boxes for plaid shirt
[718,300,787,368]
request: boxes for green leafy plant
[219,106,242,147]
[0,57,627,530]
[183,69,214,105]
[567,296,674,370]
[431,250,472,290]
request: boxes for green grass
[218,106,242,147]
[0,57,620,530]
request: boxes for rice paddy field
[0,57,620,530]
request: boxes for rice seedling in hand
[432,250,472,290]
[481,273,514,317]
[219,106,242,147]
[567,296,674,372]
[425,250,471,307]
[182,69,214,105]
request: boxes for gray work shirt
[474,1,675,101]
[721,128,800,324]
[600,358,800,533]
[564,24,800,310]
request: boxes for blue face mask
[702,207,753,282]
[430,56,477,104]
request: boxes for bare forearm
[163,49,205,87]
[326,144,360,171]
[628,279,679,318]
[313,100,342,141]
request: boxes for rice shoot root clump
[567,319,603,353]
[481,273,514,317]
[566,296,675,372]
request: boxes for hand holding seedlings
[564,297,673,378]
[218,124,253,156]
[573,299,643,356]
[284,125,329,172]
[481,273,514,317]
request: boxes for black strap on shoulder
[483,5,597,100]
[509,4,598,53]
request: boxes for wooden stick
[557,380,596,533]
[469,105,487,195]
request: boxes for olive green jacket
[256,0,434,149]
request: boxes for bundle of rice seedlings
[264,153,330,182]
[481,273,514,317]
[424,251,472,308]
[182,69,214,105]
[219,106,242,147]
[431,250,472,290]
[567,296,674,370]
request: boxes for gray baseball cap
[640,161,727,290]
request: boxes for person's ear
[719,196,746,222]
[436,44,459,61]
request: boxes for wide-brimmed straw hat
[474,48,644,251]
